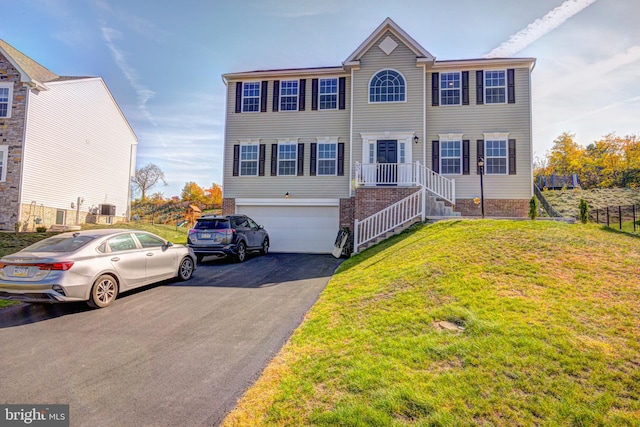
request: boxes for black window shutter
[310,143,317,176]
[299,79,306,111]
[297,143,304,176]
[432,141,439,173]
[271,144,278,175]
[509,139,516,174]
[260,81,268,112]
[338,77,346,110]
[476,71,484,105]
[462,140,470,175]
[311,79,319,111]
[432,73,439,106]
[337,143,345,176]
[462,71,469,105]
[477,140,484,174]
[232,145,240,176]
[272,80,280,112]
[258,144,266,176]
[235,82,242,113]
[507,69,515,104]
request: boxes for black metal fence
[589,204,639,232]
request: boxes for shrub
[579,198,589,223]
[36,226,47,233]
[529,196,539,220]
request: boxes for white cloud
[484,0,598,58]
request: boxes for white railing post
[353,218,360,254]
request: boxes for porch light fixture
[478,157,485,219]
[285,192,290,199]
[413,135,419,144]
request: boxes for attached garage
[236,199,340,254]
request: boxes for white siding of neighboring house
[351,31,426,178]
[426,66,533,200]
[223,74,351,200]
[21,78,137,218]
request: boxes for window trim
[239,141,259,176]
[484,69,507,104]
[318,78,338,110]
[368,69,407,104]
[0,145,8,182]
[439,72,461,106]
[484,134,509,175]
[279,80,299,112]
[316,138,338,176]
[241,81,261,113]
[277,139,298,176]
[439,133,464,175]
[0,83,13,119]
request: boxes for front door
[376,140,397,185]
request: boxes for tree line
[535,132,640,189]
[130,163,222,207]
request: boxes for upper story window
[440,72,461,105]
[369,69,405,103]
[280,80,299,111]
[242,82,261,112]
[485,139,508,174]
[319,78,338,110]
[440,140,462,174]
[0,83,13,118]
[485,70,506,104]
[240,144,259,176]
[317,142,337,175]
[278,142,297,175]
[0,145,7,182]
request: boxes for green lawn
[223,220,640,426]
[0,222,188,309]
[541,187,640,218]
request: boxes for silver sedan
[0,229,196,308]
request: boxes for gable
[0,40,58,88]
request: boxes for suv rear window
[194,219,230,230]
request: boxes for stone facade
[222,198,235,215]
[18,203,125,232]
[455,198,529,217]
[0,53,28,230]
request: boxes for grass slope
[224,220,640,426]
[541,188,640,218]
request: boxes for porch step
[357,217,421,251]
[426,196,461,217]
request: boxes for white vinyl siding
[0,83,12,118]
[22,78,137,215]
[242,82,261,112]
[0,145,8,181]
[240,144,258,176]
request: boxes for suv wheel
[235,241,247,263]
[261,238,269,255]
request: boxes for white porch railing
[355,162,455,204]
[353,189,423,254]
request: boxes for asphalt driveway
[0,253,343,426]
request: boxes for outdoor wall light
[285,192,290,199]
[413,135,419,144]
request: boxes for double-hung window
[317,142,337,175]
[280,80,299,111]
[440,72,461,105]
[485,70,506,104]
[485,139,508,174]
[239,144,259,176]
[278,143,297,175]
[0,83,12,118]
[242,82,261,112]
[440,140,462,174]
[319,78,338,110]
[369,69,405,103]
[0,145,8,182]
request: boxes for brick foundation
[354,186,421,220]
[222,198,236,215]
[455,198,529,217]
[339,197,355,230]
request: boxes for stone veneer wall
[18,203,125,231]
[222,198,235,215]
[0,54,28,230]
[455,199,529,217]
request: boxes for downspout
[16,84,31,230]
[422,63,427,221]
[127,142,134,220]
[528,63,535,197]
[349,67,354,198]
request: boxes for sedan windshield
[23,236,96,252]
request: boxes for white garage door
[237,203,339,253]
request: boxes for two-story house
[222,18,535,254]
[0,40,138,231]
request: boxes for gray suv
[187,215,269,263]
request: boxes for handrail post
[353,219,359,254]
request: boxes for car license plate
[200,233,212,239]
[12,266,29,277]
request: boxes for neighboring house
[0,40,138,231]
[221,18,535,254]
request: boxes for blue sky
[2,0,638,197]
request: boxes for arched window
[369,69,406,103]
